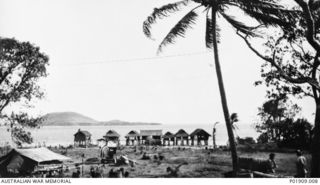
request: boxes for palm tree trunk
[212,9,238,176]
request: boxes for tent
[0,147,71,177]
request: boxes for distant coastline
[40,112,162,126]
[42,121,162,126]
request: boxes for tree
[236,0,320,177]
[0,37,49,146]
[143,0,295,175]
[237,136,256,145]
[255,97,301,142]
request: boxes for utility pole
[213,122,219,149]
[81,153,85,177]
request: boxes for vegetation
[237,0,320,177]
[51,146,311,177]
[143,0,297,175]
[0,37,49,146]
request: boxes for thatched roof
[74,129,91,136]
[104,130,120,137]
[190,129,211,137]
[174,129,189,137]
[125,130,140,137]
[163,131,174,139]
[14,148,70,163]
[140,130,162,136]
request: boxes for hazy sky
[0,0,315,128]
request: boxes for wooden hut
[190,129,211,146]
[140,130,162,145]
[125,130,140,146]
[174,129,189,146]
[74,129,92,147]
[103,130,120,146]
[162,131,175,146]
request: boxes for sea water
[0,124,258,147]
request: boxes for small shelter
[174,129,189,146]
[125,130,140,146]
[0,147,70,177]
[103,130,120,146]
[162,131,175,146]
[74,129,92,147]
[190,129,211,146]
[140,130,162,145]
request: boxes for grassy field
[50,146,311,178]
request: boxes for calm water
[0,124,258,147]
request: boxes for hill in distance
[41,112,161,126]
[41,112,99,126]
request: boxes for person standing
[295,150,308,177]
[267,153,277,173]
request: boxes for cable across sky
[52,51,212,68]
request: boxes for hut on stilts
[74,129,92,148]
[174,129,189,146]
[190,129,211,146]
[125,130,140,146]
[162,132,175,146]
[140,130,162,145]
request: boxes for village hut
[189,129,211,146]
[74,129,92,148]
[0,147,70,177]
[174,129,189,146]
[162,132,175,146]
[140,130,162,145]
[125,130,140,146]
[103,130,120,146]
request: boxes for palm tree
[230,113,239,143]
[230,112,239,131]
[143,0,295,176]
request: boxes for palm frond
[216,22,221,44]
[232,124,239,130]
[231,0,298,29]
[220,12,259,37]
[230,0,283,12]
[143,0,191,39]
[230,113,239,123]
[205,11,214,48]
[157,10,199,54]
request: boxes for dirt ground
[50,146,311,178]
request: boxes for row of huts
[74,128,211,147]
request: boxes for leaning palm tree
[143,0,296,176]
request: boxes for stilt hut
[190,129,211,146]
[140,130,162,145]
[162,132,175,146]
[74,129,92,147]
[103,130,120,146]
[174,129,189,146]
[125,130,140,146]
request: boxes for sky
[0,0,315,132]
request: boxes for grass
[49,146,311,178]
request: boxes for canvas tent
[0,147,70,177]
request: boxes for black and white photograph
[0,0,319,182]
